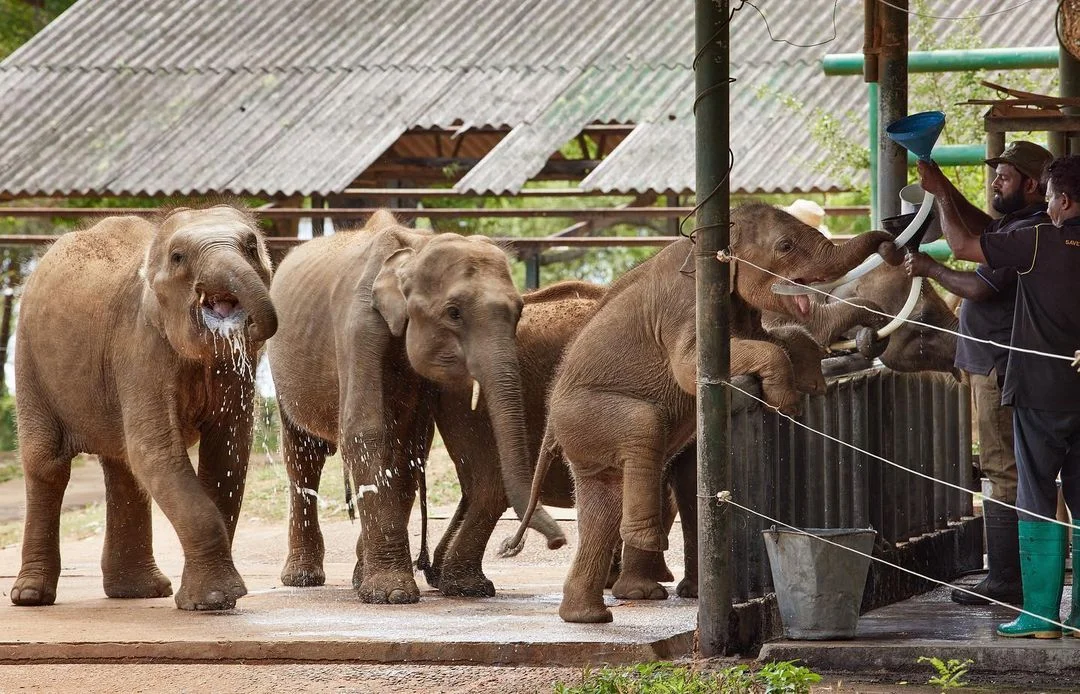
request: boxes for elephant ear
[371,247,415,337]
[729,253,737,295]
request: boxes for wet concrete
[0,501,696,666]
[760,575,1080,686]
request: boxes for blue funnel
[885,111,945,161]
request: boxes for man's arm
[905,251,995,301]
[917,160,990,263]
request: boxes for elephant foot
[619,522,668,553]
[676,577,698,599]
[175,561,247,611]
[559,598,613,623]
[103,565,173,599]
[651,562,675,583]
[280,553,326,587]
[10,567,59,606]
[611,574,668,601]
[351,561,363,591]
[357,570,420,604]
[438,571,496,598]
[423,564,440,589]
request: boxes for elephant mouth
[198,290,248,333]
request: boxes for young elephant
[510,202,893,623]
[12,205,277,610]
[267,211,556,605]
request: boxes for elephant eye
[447,306,462,322]
[776,239,794,254]
[170,251,185,265]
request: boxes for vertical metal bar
[877,0,908,221]
[864,0,880,227]
[761,397,779,595]
[806,396,825,528]
[908,375,923,537]
[524,253,541,290]
[730,393,749,603]
[695,0,731,657]
[932,377,948,528]
[853,371,871,529]
[959,381,974,517]
[1061,41,1080,154]
[746,397,766,599]
[838,378,854,527]
[889,371,905,543]
[868,82,880,228]
[823,383,840,528]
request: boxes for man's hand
[1072,350,1080,372]
[916,159,949,198]
[904,250,939,279]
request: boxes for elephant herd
[9,203,957,623]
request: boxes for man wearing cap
[913,140,1052,607]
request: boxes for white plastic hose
[829,276,923,352]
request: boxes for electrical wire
[718,492,1080,634]
[742,0,840,48]
[721,378,1079,532]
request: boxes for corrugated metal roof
[0,0,1060,198]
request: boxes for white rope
[721,378,1080,532]
[717,491,1080,635]
[718,250,1075,363]
[876,0,1042,20]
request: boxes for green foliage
[918,655,973,693]
[0,0,78,60]
[0,393,16,452]
[253,396,280,454]
[758,0,1058,222]
[552,660,821,694]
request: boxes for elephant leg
[11,417,70,607]
[669,444,699,598]
[560,470,622,623]
[346,433,419,605]
[618,410,668,553]
[197,388,254,542]
[428,495,468,589]
[732,338,800,415]
[437,481,500,598]
[612,546,669,600]
[128,438,245,611]
[100,456,172,599]
[280,409,330,587]
[605,542,622,589]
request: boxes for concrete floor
[2,470,1080,689]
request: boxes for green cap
[985,141,1053,181]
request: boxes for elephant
[508,202,894,622]
[11,205,277,610]
[266,210,559,605]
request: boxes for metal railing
[727,364,973,602]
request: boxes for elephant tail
[498,425,565,557]
[415,461,434,582]
[343,464,355,523]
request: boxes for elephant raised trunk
[471,340,566,550]
[201,252,278,344]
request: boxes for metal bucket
[762,527,877,640]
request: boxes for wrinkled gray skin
[12,206,277,610]
[267,211,549,605]
[509,203,894,623]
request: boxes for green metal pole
[906,144,986,166]
[824,47,1059,75]
[877,0,908,221]
[695,0,731,658]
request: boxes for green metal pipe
[906,144,986,166]
[919,239,953,261]
[868,82,879,228]
[824,47,1058,76]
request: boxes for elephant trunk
[471,341,566,550]
[822,230,895,279]
[202,252,278,344]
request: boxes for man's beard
[992,187,1027,214]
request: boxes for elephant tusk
[470,379,480,411]
[772,192,936,297]
[829,276,923,352]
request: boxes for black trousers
[1013,406,1080,522]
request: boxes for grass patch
[0,459,19,484]
[553,661,822,694]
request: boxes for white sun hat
[779,199,830,237]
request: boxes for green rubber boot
[1064,528,1080,638]
[997,521,1066,639]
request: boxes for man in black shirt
[970,155,1080,639]
[914,141,1052,607]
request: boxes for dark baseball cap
[985,141,1053,181]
